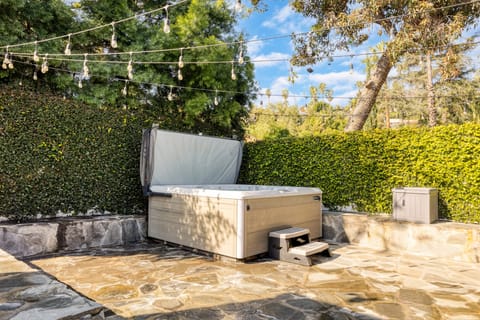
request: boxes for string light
[11,58,480,104]
[65,34,72,55]
[122,80,128,96]
[167,85,174,101]
[238,44,244,64]
[127,52,133,80]
[2,47,13,69]
[41,54,49,73]
[0,0,189,51]
[163,6,171,34]
[111,23,118,49]
[214,89,219,106]
[82,53,89,78]
[177,68,183,80]
[33,67,38,81]
[235,0,242,12]
[78,78,83,88]
[305,32,313,56]
[178,48,184,68]
[231,61,236,80]
[33,41,40,63]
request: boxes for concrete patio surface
[2,241,478,320]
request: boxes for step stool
[268,227,331,266]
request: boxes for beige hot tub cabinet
[140,129,323,259]
[148,185,322,259]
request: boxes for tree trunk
[426,52,437,127]
[345,52,393,132]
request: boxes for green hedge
[2,84,479,224]
[0,86,148,222]
[239,124,480,223]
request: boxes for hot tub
[141,129,323,259]
[148,184,322,259]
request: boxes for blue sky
[236,1,480,107]
[237,1,368,107]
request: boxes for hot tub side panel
[148,195,239,257]
[243,194,322,257]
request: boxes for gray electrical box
[392,187,438,224]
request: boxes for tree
[247,102,300,140]
[372,43,480,128]
[1,0,256,137]
[285,0,480,131]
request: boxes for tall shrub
[239,124,480,223]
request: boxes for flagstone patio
[15,241,480,319]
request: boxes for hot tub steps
[268,227,331,266]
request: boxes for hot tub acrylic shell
[148,184,322,259]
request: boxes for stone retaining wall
[323,211,480,263]
[0,215,145,258]
[1,213,479,263]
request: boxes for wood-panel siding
[148,195,238,257]
[148,193,322,259]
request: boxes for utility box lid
[392,187,437,194]
[140,129,243,191]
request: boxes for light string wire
[3,0,480,107]
[11,58,480,104]
[0,0,189,50]
[2,0,479,57]
[9,39,480,66]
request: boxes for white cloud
[246,36,263,56]
[252,52,290,68]
[261,5,313,35]
[307,70,365,88]
[261,5,293,28]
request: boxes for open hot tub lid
[140,129,243,194]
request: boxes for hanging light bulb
[231,62,237,81]
[33,41,40,62]
[3,46,13,69]
[127,52,133,80]
[167,85,173,101]
[122,80,128,96]
[78,78,83,88]
[65,34,72,55]
[214,90,219,106]
[238,47,244,64]
[2,52,8,70]
[178,48,184,68]
[111,23,118,48]
[177,68,183,81]
[306,44,313,56]
[33,69,38,81]
[82,53,89,78]
[235,0,242,12]
[41,54,49,74]
[163,7,171,34]
[306,32,314,56]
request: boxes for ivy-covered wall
[0,86,148,222]
[239,124,480,223]
[2,85,479,224]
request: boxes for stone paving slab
[26,242,480,320]
[0,248,104,320]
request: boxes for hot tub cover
[140,129,243,194]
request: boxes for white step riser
[289,242,329,256]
